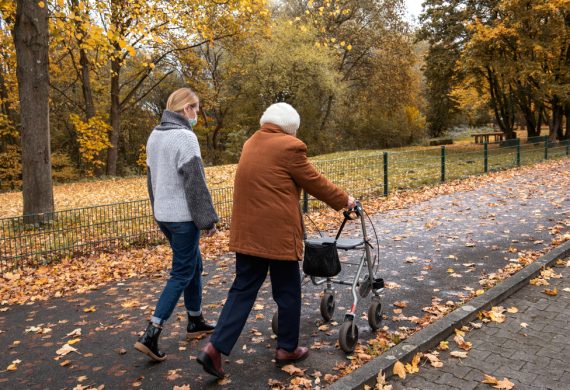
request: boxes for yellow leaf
[494,378,515,389]
[83,306,96,313]
[7,359,21,371]
[482,374,498,384]
[281,364,305,376]
[68,338,81,345]
[544,288,558,296]
[437,341,449,351]
[393,361,406,379]
[38,1,45,8]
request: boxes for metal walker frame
[272,201,384,353]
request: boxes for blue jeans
[151,221,203,325]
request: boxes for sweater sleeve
[179,157,219,229]
[288,141,348,211]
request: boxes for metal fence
[1,135,568,271]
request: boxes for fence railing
[1,135,568,271]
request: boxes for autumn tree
[13,0,54,218]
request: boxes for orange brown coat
[229,124,348,261]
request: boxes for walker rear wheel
[271,312,278,335]
[338,321,359,353]
[320,293,336,322]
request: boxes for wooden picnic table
[471,132,505,144]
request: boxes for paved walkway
[0,160,569,389]
[391,258,570,390]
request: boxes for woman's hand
[347,195,356,209]
[204,226,217,237]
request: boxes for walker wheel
[320,293,335,322]
[368,300,383,331]
[339,321,359,353]
[271,312,278,335]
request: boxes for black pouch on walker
[303,241,341,277]
[301,208,354,278]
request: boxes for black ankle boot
[134,322,166,361]
[187,313,215,339]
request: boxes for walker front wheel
[320,293,336,322]
[338,321,359,353]
[271,312,278,335]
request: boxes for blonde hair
[166,87,198,113]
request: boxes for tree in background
[420,0,570,140]
[13,0,54,218]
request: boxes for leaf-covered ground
[0,159,568,389]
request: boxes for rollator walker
[272,201,384,353]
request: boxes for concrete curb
[328,240,570,390]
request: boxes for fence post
[516,138,521,167]
[544,136,548,160]
[302,190,308,213]
[441,145,446,182]
[484,142,488,173]
[383,152,389,197]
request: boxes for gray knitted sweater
[146,110,219,229]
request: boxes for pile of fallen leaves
[0,232,230,305]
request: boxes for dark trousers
[210,253,301,355]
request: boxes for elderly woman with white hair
[197,102,355,378]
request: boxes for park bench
[471,131,505,144]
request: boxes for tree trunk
[563,106,570,139]
[487,68,515,139]
[549,98,563,142]
[13,0,54,220]
[106,57,121,176]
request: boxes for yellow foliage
[0,145,21,191]
[69,114,111,174]
[136,145,147,170]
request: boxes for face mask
[186,106,198,127]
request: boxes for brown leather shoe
[197,342,225,379]
[275,346,309,366]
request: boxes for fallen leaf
[217,377,231,385]
[83,306,96,313]
[66,328,82,338]
[437,341,449,351]
[56,344,78,356]
[544,288,558,296]
[173,385,191,390]
[68,338,81,345]
[6,359,21,371]
[281,364,305,376]
[482,374,498,385]
[506,307,518,314]
[450,351,468,359]
[393,361,406,379]
[520,322,528,328]
[495,378,515,389]
[166,369,181,381]
[405,353,421,374]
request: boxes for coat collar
[259,123,288,134]
[160,110,192,130]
